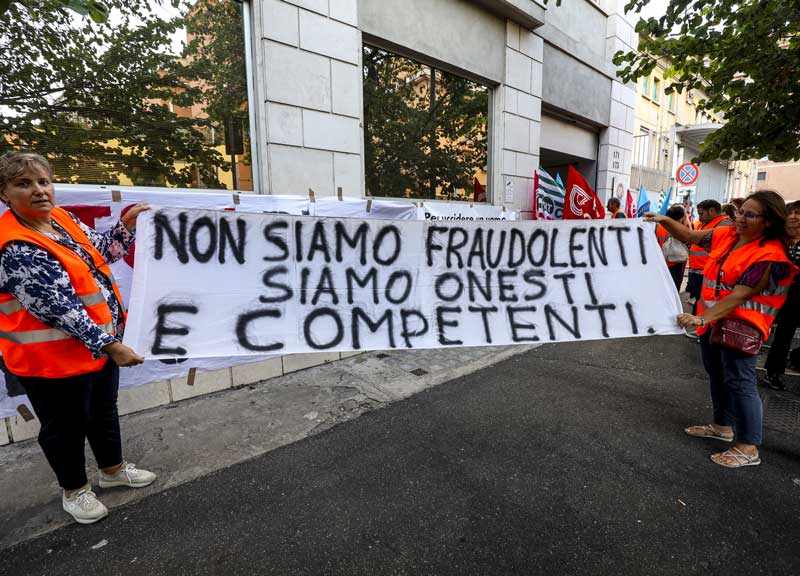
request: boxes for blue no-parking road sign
[676,162,699,186]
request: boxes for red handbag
[707,245,764,356]
[709,318,763,356]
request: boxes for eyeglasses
[735,210,766,220]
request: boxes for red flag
[531,170,539,220]
[562,165,605,220]
[473,178,486,203]
[625,188,636,218]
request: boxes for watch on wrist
[699,317,705,327]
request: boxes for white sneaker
[99,462,157,489]
[62,485,108,525]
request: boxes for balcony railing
[631,165,672,193]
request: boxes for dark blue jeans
[17,360,122,491]
[699,333,762,445]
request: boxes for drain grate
[410,368,429,376]
[764,394,800,435]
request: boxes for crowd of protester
[2,147,799,529]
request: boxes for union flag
[562,165,605,220]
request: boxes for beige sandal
[684,424,734,442]
[711,447,761,468]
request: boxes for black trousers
[764,281,800,376]
[668,262,686,291]
[18,360,122,491]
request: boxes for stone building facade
[250,0,638,217]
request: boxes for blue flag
[636,184,650,218]
[658,186,673,216]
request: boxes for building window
[652,78,661,103]
[667,92,676,113]
[362,45,489,201]
[642,76,650,98]
[1,1,254,191]
[638,127,652,167]
[757,172,767,181]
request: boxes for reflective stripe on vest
[740,300,781,317]
[699,298,715,309]
[702,278,791,298]
[0,292,106,316]
[0,292,106,315]
[703,278,734,292]
[0,322,114,344]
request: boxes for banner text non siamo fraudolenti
[123,208,683,359]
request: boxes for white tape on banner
[123,208,682,360]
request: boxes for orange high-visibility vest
[688,214,734,272]
[0,207,126,378]
[611,209,626,219]
[697,227,796,339]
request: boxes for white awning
[675,123,723,150]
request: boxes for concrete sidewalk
[0,344,533,550]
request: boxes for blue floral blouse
[0,211,134,357]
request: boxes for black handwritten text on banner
[123,208,682,359]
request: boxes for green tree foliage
[0,0,248,187]
[614,0,800,163]
[363,46,488,200]
[1,1,109,23]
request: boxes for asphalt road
[2,335,800,576]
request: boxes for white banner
[124,208,683,360]
[0,187,508,418]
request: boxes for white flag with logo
[535,168,565,220]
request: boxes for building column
[494,20,543,219]
[597,0,638,202]
[252,0,364,198]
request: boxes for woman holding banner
[0,151,155,524]
[646,191,796,469]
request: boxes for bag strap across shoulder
[714,243,737,299]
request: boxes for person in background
[687,200,734,315]
[721,203,737,221]
[683,198,694,226]
[731,197,745,210]
[656,204,690,290]
[0,151,155,525]
[762,200,800,391]
[646,191,796,468]
[606,197,626,219]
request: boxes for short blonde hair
[0,152,54,195]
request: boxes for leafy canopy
[612,0,800,163]
[0,0,249,188]
[1,0,110,22]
